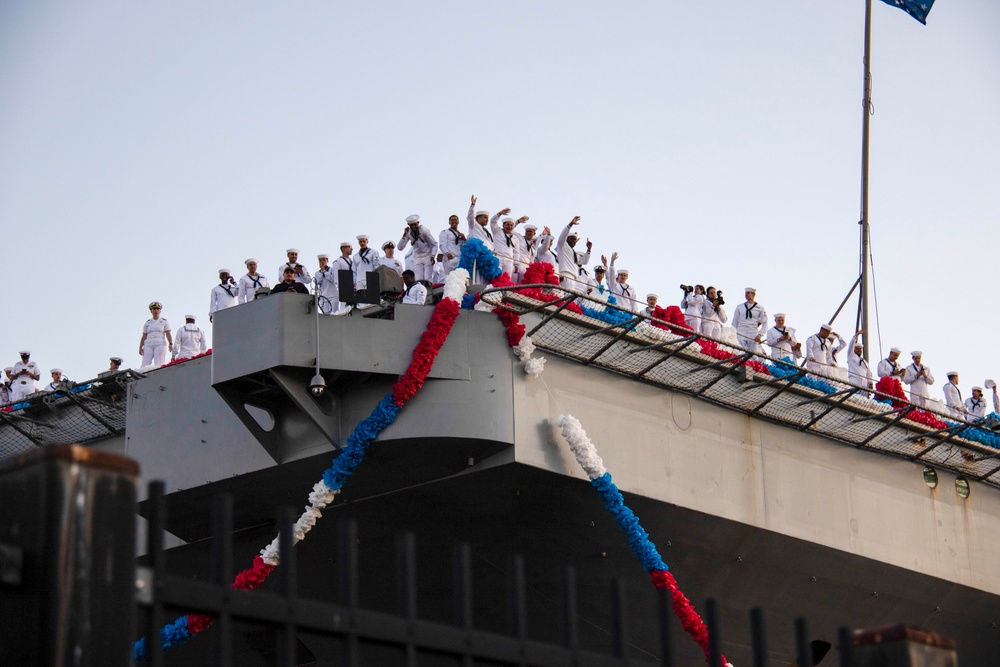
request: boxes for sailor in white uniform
[604,254,640,311]
[10,351,40,401]
[466,195,500,247]
[700,287,728,339]
[942,372,964,418]
[556,217,591,288]
[732,288,768,354]
[438,214,467,275]
[535,227,557,270]
[587,265,607,293]
[172,315,208,359]
[331,242,355,313]
[139,302,172,368]
[492,216,527,279]
[401,270,428,305]
[397,215,438,282]
[846,332,874,392]
[680,285,706,333]
[278,248,311,286]
[877,347,906,380]
[209,269,239,323]
[765,313,802,362]
[237,258,270,303]
[902,351,935,409]
[312,254,339,314]
[805,324,844,375]
[46,368,67,392]
[641,294,658,318]
[965,387,987,420]
[517,224,538,273]
[353,235,382,290]
[379,241,405,277]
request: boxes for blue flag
[878,0,936,25]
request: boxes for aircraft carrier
[2,285,998,665]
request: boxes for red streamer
[392,298,461,406]
[650,570,728,666]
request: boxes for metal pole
[859,0,873,361]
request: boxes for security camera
[308,374,326,398]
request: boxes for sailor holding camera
[732,287,767,354]
[680,285,706,332]
[700,286,727,338]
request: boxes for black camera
[679,284,693,293]
[716,290,725,306]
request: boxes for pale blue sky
[2,1,998,395]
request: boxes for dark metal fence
[137,481,861,667]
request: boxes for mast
[859,0,873,361]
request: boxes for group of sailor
[4,199,996,419]
[1,351,124,405]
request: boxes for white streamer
[556,414,607,480]
[260,480,340,566]
[443,269,469,302]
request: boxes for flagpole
[859,0,873,361]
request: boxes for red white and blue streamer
[558,414,733,667]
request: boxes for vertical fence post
[750,607,768,667]
[656,586,675,666]
[795,617,813,667]
[706,598,723,667]
[395,532,418,667]
[147,481,166,667]
[562,566,579,658]
[837,626,853,667]
[507,554,528,667]
[276,507,297,667]
[337,520,360,667]
[453,543,474,667]
[211,494,234,667]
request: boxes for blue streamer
[133,616,192,663]
[458,238,501,282]
[322,395,400,491]
[590,472,668,572]
[766,357,837,394]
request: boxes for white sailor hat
[148,301,162,309]
[317,253,329,259]
[501,217,515,224]
[774,313,786,319]
[356,234,369,241]
[50,368,62,374]
[911,350,923,357]
[616,268,628,275]
[890,347,902,354]
[475,210,489,218]
[405,214,420,224]
[109,357,122,364]
[820,323,833,331]
[185,314,196,320]
[567,231,579,239]
[286,248,299,254]
[18,350,30,356]
[973,386,984,393]
[381,240,395,249]
[219,268,231,275]
[244,257,258,265]
[524,224,537,231]
[4,366,13,371]
[745,286,757,293]
[593,265,606,272]
[339,241,352,247]
[646,293,659,300]
[947,370,958,376]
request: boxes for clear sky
[2,1,998,398]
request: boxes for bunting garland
[557,414,732,667]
